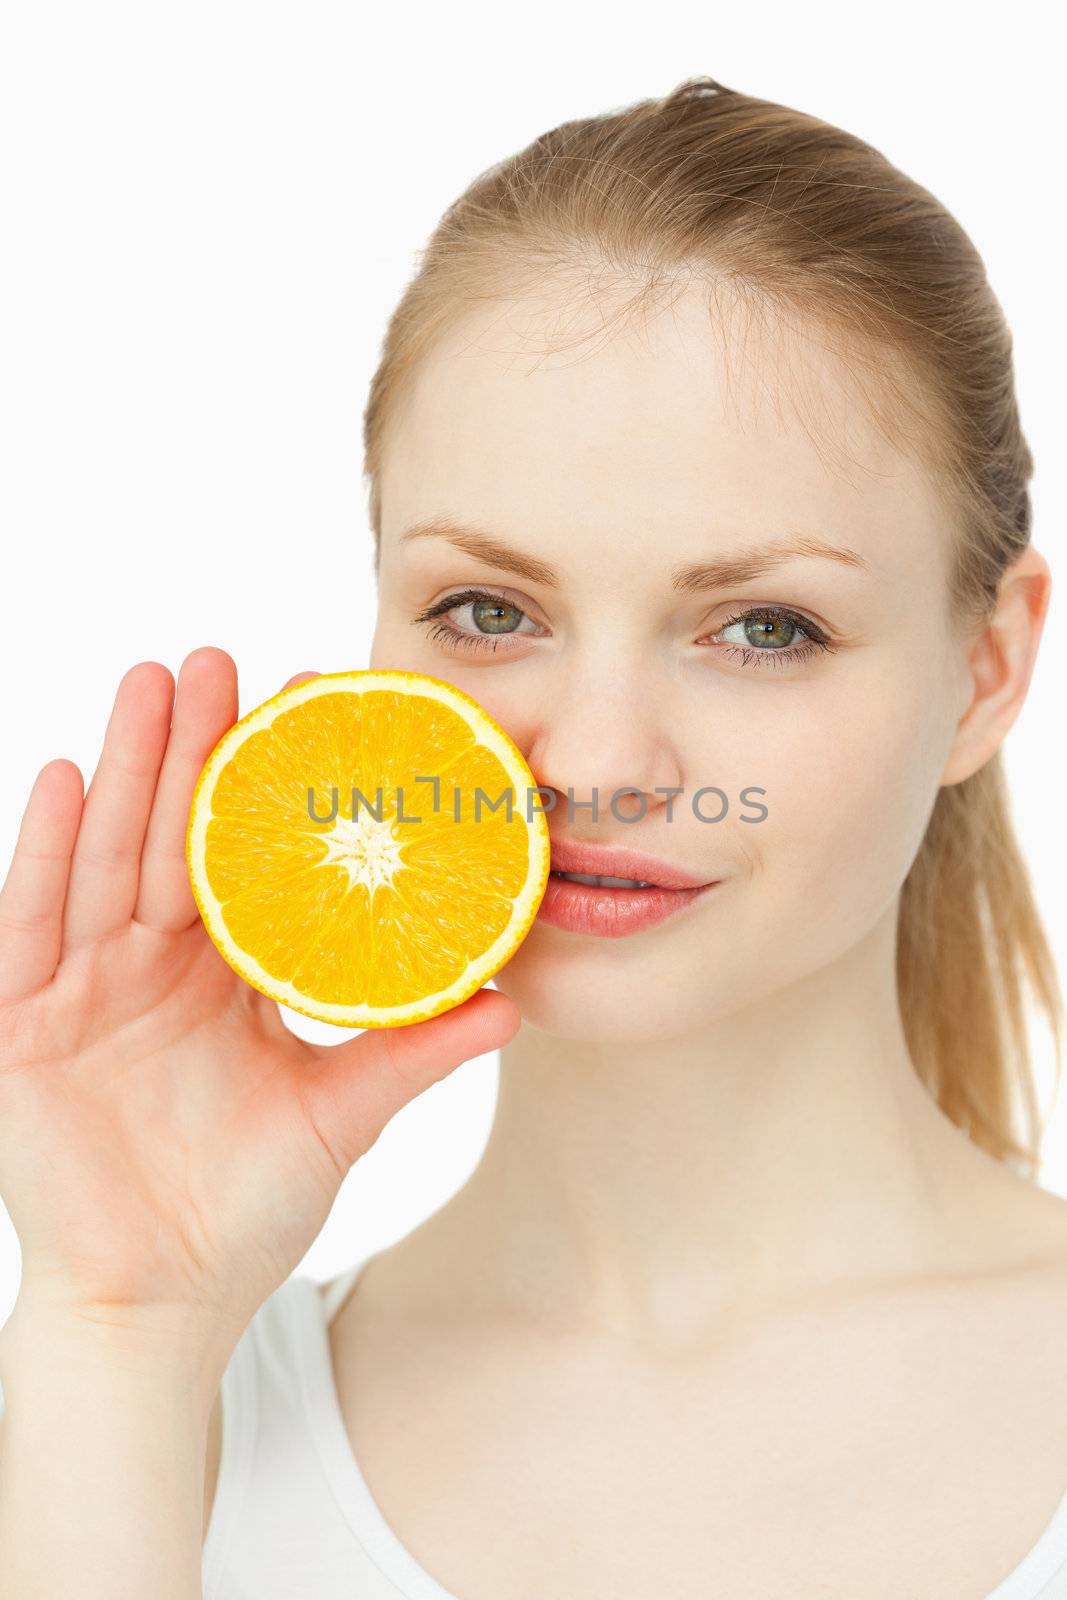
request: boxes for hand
[0,648,521,1365]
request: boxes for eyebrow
[398,516,870,592]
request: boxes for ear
[940,545,1053,787]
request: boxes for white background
[1,2,1064,1328]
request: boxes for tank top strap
[319,1256,374,1325]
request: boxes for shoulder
[977,1176,1067,1343]
[1008,1177,1067,1276]
[959,1152,1067,1285]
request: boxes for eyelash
[410,586,838,670]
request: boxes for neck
[415,903,1036,1342]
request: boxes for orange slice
[186,669,550,1028]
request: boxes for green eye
[470,597,524,634]
[412,591,837,670]
[412,586,543,653]
[709,605,836,670]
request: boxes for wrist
[0,1295,242,1421]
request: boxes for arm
[0,648,520,1593]
[0,1313,219,1599]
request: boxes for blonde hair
[362,75,1062,1177]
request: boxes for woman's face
[370,281,975,1042]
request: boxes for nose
[523,662,684,825]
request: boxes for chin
[489,936,720,1045]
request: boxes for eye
[410,587,545,654]
[411,591,838,671]
[700,604,838,670]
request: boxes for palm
[5,913,327,1323]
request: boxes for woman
[1,75,1064,1598]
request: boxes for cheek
[742,662,954,932]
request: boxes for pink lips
[535,838,721,938]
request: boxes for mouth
[537,869,721,938]
[545,840,714,891]
[550,869,661,889]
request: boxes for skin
[304,277,1067,1595]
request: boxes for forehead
[378,276,947,580]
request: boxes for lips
[535,872,720,937]
[547,837,713,890]
[534,836,723,937]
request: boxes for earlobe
[938,546,1053,788]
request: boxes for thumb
[297,987,521,1176]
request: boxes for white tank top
[3,1252,1066,1596]
[199,1250,1067,1600]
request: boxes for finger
[132,648,238,931]
[0,761,85,1004]
[60,662,175,952]
[134,661,319,932]
[296,988,522,1180]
